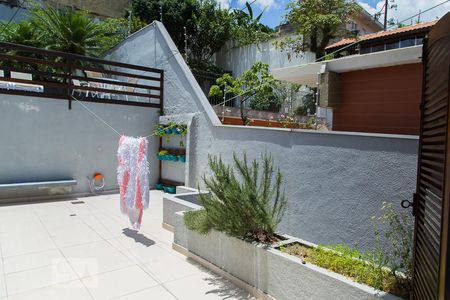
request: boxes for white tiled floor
[0,191,254,300]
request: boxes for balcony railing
[0,42,163,109]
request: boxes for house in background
[212,5,383,119]
[0,0,128,20]
[217,4,383,78]
[275,6,383,38]
[272,21,437,135]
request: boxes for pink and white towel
[117,136,150,230]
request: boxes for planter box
[221,116,311,129]
[173,211,403,300]
[162,188,205,231]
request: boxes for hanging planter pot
[166,186,176,194]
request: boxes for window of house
[416,36,424,45]
[400,38,415,48]
[371,43,385,53]
[386,40,400,50]
[360,46,371,54]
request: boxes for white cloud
[218,0,231,9]
[358,0,450,26]
[238,0,279,11]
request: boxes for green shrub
[280,202,412,298]
[184,152,287,243]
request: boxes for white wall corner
[153,21,222,127]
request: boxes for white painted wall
[214,37,316,77]
[107,22,418,251]
[0,94,160,200]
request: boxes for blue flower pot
[155,183,164,190]
[178,156,186,163]
[166,186,176,194]
[165,127,173,134]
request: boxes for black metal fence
[192,68,317,120]
[0,42,163,109]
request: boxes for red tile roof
[326,20,438,50]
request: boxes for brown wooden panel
[333,63,422,135]
[412,12,450,300]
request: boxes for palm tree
[31,5,101,56]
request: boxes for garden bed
[172,211,404,300]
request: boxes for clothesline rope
[71,95,122,136]
[70,95,159,139]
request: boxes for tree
[97,17,147,54]
[209,62,279,124]
[132,0,199,51]
[31,5,102,56]
[0,21,40,47]
[278,0,360,59]
[230,2,274,47]
[189,0,232,66]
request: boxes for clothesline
[70,94,157,139]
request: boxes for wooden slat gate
[412,12,450,300]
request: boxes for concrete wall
[214,38,316,77]
[0,95,160,198]
[108,22,419,250]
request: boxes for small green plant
[279,202,412,298]
[184,152,287,243]
[153,123,187,142]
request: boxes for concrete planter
[173,211,403,300]
[162,187,205,232]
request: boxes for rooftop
[326,20,438,50]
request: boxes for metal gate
[412,12,450,300]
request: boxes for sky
[221,0,450,29]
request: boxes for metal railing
[0,42,163,109]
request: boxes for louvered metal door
[412,12,450,300]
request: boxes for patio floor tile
[81,265,158,300]
[1,235,57,257]
[3,249,65,274]
[164,272,255,300]
[5,260,78,295]
[7,279,92,300]
[142,254,204,283]
[115,285,176,300]
[0,191,255,300]
[0,273,7,299]
[61,240,135,277]
[50,226,103,248]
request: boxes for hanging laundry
[117,136,150,230]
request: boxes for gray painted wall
[0,95,160,198]
[108,22,419,250]
[214,38,316,77]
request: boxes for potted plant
[172,153,406,300]
[166,186,176,194]
[158,150,169,160]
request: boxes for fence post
[160,71,164,114]
[67,57,72,110]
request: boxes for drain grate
[71,201,85,205]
